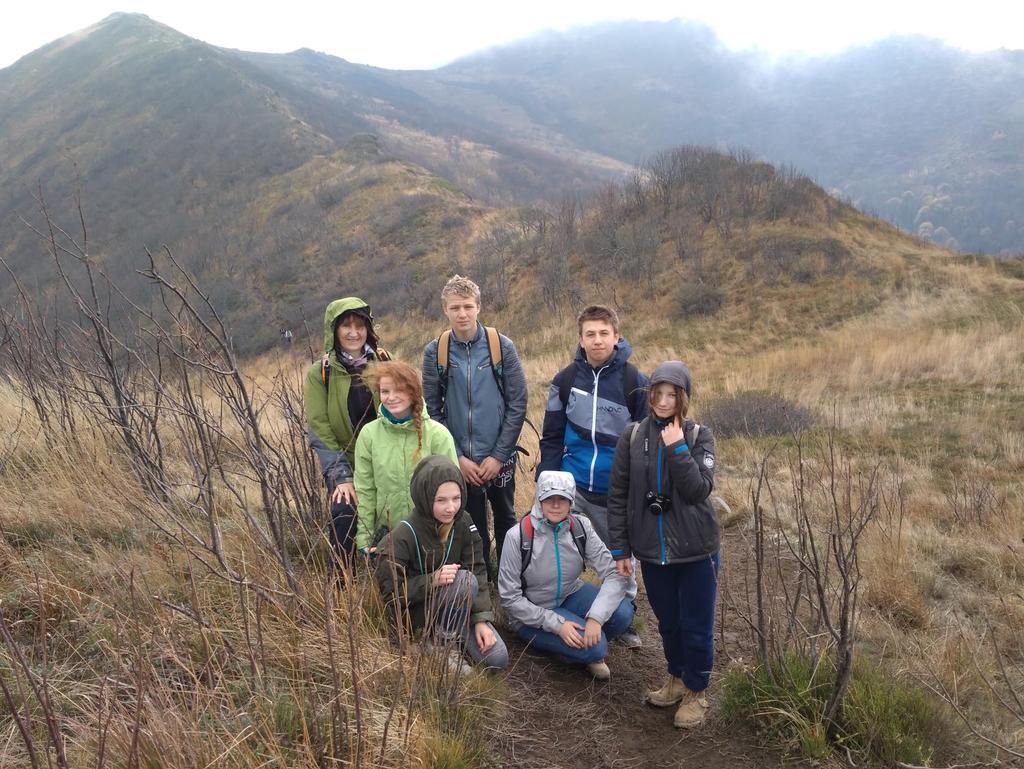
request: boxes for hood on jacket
[322,297,379,354]
[574,336,635,372]
[409,455,467,524]
[529,470,576,522]
[650,360,692,398]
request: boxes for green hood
[322,297,376,354]
[409,455,467,524]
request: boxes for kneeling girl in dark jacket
[375,455,508,670]
[607,361,719,728]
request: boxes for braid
[412,408,424,462]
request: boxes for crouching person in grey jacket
[498,471,634,680]
[376,456,508,671]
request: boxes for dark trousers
[640,554,720,693]
[465,477,517,575]
[328,496,357,559]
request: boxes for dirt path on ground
[484,528,789,769]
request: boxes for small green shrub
[721,654,958,766]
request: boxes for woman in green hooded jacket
[304,297,389,558]
[376,455,508,670]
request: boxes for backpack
[435,327,505,409]
[554,361,643,414]
[518,513,587,590]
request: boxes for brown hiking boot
[673,688,709,728]
[645,675,685,707]
[586,660,611,680]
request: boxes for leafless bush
[672,282,724,318]
[729,430,883,732]
[702,391,815,438]
[944,472,1001,528]
[471,224,519,311]
[0,193,483,766]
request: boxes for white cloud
[2,1,1022,70]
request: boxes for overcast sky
[3,1,1022,70]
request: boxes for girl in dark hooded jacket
[375,455,508,670]
[607,360,719,729]
[304,297,389,559]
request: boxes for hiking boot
[586,660,611,680]
[615,628,643,649]
[646,675,686,707]
[673,688,709,728]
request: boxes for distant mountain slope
[388,22,1024,255]
[0,14,494,351]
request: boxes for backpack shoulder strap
[568,513,588,562]
[622,362,641,415]
[519,516,535,588]
[629,421,641,447]
[555,364,576,407]
[376,347,392,362]
[436,330,452,374]
[321,353,330,387]
[484,326,506,399]
[690,423,700,448]
[399,520,424,575]
[485,327,502,368]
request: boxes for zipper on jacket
[657,441,667,565]
[464,340,474,459]
[587,366,607,491]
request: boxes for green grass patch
[721,654,959,766]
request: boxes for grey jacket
[422,322,527,464]
[607,417,719,565]
[498,472,629,633]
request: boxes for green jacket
[304,297,381,488]
[376,456,494,629]
[353,406,458,550]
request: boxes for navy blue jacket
[537,339,649,494]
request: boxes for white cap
[536,471,576,502]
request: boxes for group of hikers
[303,276,720,729]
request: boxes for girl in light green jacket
[354,361,458,552]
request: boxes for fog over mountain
[384,20,1024,254]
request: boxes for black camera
[645,491,671,515]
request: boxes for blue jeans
[516,582,635,665]
[641,554,719,693]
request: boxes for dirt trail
[484,528,786,769]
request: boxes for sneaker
[673,688,709,728]
[646,675,686,707]
[616,629,643,649]
[586,660,611,680]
